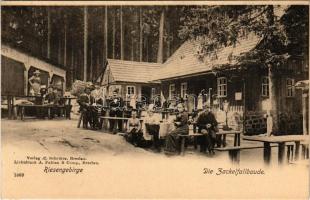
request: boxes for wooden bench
[214,144,278,164]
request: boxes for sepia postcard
[1,1,309,199]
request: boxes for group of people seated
[123,102,219,155]
[164,103,219,155]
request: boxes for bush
[70,80,93,97]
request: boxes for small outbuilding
[99,59,161,104]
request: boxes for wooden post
[263,142,271,165]
[12,97,17,120]
[83,6,88,81]
[24,69,28,95]
[278,142,285,164]
[21,106,25,121]
[295,141,300,161]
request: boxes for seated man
[164,103,189,155]
[125,111,143,147]
[196,104,218,154]
[144,108,161,152]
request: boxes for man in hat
[196,103,218,154]
[78,86,95,128]
[109,89,123,133]
[90,84,104,130]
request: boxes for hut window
[261,76,269,97]
[169,84,175,100]
[181,82,188,98]
[286,78,295,97]
[217,77,227,97]
[126,86,135,95]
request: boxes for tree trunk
[47,8,51,59]
[268,65,279,134]
[58,36,62,64]
[71,49,74,86]
[120,6,124,60]
[64,15,67,67]
[104,6,108,61]
[139,7,143,62]
[157,8,165,63]
[112,8,116,59]
[266,6,279,134]
[145,36,149,62]
[131,37,134,61]
[166,20,171,59]
[90,43,93,82]
[83,6,88,81]
[96,54,100,82]
[302,92,308,135]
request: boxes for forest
[1,5,308,88]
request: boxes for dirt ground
[1,119,309,199]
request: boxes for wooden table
[243,135,310,165]
[16,104,65,120]
[216,130,242,147]
[100,116,143,132]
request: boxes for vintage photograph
[1,1,309,199]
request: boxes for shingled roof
[152,33,262,81]
[106,59,161,83]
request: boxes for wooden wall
[1,56,25,96]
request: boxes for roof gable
[153,33,261,80]
[106,59,161,84]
